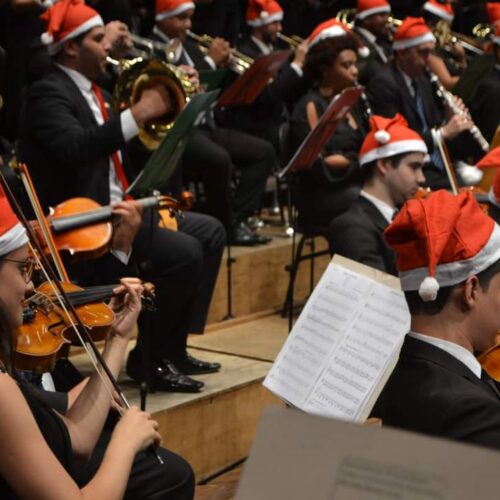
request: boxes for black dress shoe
[126,357,204,393]
[173,354,221,375]
[230,221,261,246]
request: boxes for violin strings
[29,243,122,409]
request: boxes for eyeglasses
[0,257,35,283]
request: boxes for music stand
[126,90,219,408]
[279,87,363,330]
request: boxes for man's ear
[376,158,391,177]
[462,275,480,310]
[61,39,80,58]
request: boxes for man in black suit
[372,189,500,450]
[328,114,426,275]
[353,0,393,86]
[151,0,275,246]
[19,0,225,393]
[367,17,473,189]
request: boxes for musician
[221,0,308,150]
[422,0,467,91]
[372,189,500,450]
[353,0,393,86]
[290,20,369,229]
[367,17,474,189]
[469,26,500,144]
[18,0,225,393]
[328,114,426,275]
[150,0,275,245]
[0,189,195,498]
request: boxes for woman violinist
[290,20,370,229]
[0,192,194,498]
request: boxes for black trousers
[132,210,226,362]
[182,126,276,230]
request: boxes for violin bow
[0,167,164,464]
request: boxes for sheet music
[264,258,410,421]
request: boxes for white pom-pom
[374,130,391,144]
[260,10,269,18]
[41,32,54,45]
[358,46,370,58]
[418,276,440,302]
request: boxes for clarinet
[355,82,372,122]
[427,69,489,153]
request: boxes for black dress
[0,375,73,499]
[289,88,368,229]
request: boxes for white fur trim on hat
[359,139,428,166]
[423,3,454,23]
[308,25,347,48]
[493,35,500,46]
[374,130,391,144]
[155,2,195,21]
[418,276,439,301]
[393,31,436,50]
[0,222,28,257]
[44,14,104,56]
[355,5,391,21]
[247,11,283,27]
[399,223,500,291]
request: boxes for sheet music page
[264,257,410,420]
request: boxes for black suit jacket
[327,196,397,275]
[353,27,391,86]
[372,335,500,451]
[367,61,444,153]
[19,65,128,209]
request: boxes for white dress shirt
[359,190,397,224]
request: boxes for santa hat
[475,147,500,206]
[492,23,500,45]
[486,3,500,26]
[393,17,436,50]
[246,0,283,28]
[40,0,103,56]
[385,190,500,301]
[359,114,427,166]
[423,0,455,23]
[0,185,28,258]
[355,0,391,21]
[155,0,195,22]
[308,19,370,57]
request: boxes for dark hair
[361,152,409,183]
[303,33,359,83]
[404,258,500,315]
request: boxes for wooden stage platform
[72,223,331,496]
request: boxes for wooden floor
[194,466,243,500]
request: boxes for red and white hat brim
[247,11,283,27]
[43,14,104,55]
[493,35,500,46]
[359,139,428,166]
[399,223,500,291]
[356,5,391,21]
[393,31,435,50]
[156,2,195,21]
[423,3,454,23]
[0,222,28,257]
[309,25,348,48]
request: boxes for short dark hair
[404,258,500,315]
[303,33,359,83]
[361,152,409,183]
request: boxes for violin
[31,194,182,261]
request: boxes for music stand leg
[223,241,235,320]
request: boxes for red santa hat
[308,19,370,57]
[359,114,427,166]
[492,23,500,45]
[155,0,195,22]
[476,147,500,206]
[486,3,500,26]
[385,190,500,301]
[0,185,28,258]
[355,0,391,21]
[40,0,103,56]
[423,0,455,23]
[393,17,436,50]
[246,0,283,27]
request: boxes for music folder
[215,50,292,108]
[126,90,219,199]
[278,87,364,179]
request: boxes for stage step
[195,465,242,500]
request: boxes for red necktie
[91,83,130,195]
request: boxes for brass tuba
[108,56,197,150]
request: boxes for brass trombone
[276,32,304,48]
[335,8,401,31]
[186,30,254,74]
[433,20,485,56]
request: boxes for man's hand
[111,200,142,254]
[441,113,473,141]
[208,37,231,67]
[105,21,133,59]
[178,64,200,90]
[292,40,309,68]
[131,84,172,127]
